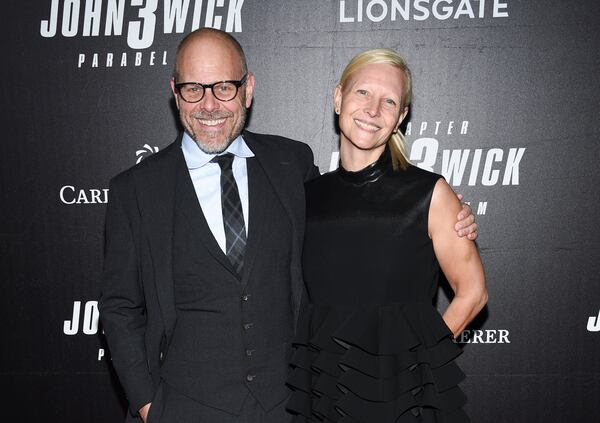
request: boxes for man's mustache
[190,111,234,119]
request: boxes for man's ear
[170,77,180,109]
[244,72,255,108]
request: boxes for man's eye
[217,84,234,93]
[356,89,368,95]
[385,99,397,106]
[183,85,201,93]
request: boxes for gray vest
[161,157,295,414]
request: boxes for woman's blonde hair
[339,48,412,170]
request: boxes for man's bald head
[173,28,248,80]
[169,28,255,154]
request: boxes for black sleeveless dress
[286,149,469,422]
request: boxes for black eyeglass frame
[174,74,248,103]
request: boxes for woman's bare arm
[429,178,488,338]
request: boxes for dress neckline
[337,147,392,185]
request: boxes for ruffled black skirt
[286,302,469,422]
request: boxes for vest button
[243,323,254,330]
[246,349,255,357]
[242,293,250,301]
[246,374,255,382]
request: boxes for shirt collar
[181,132,255,169]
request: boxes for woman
[286,49,488,422]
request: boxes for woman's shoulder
[392,164,443,189]
[403,163,443,180]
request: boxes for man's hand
[455,194,478,240]
[139,403,151,423]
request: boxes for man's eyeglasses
[174,74,248,103]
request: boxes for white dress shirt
[181,132,254,254]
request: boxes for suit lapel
[243,132,304,241]
[241,132,305,283]
[240,156,268,287]
[175,158,238,276]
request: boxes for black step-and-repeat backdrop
[2,1,599,421]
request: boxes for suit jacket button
[243,323,254,330]
[246,374,255,382]
[242,294,250,301]
[246,349,255,357]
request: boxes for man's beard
[182,107,247,154]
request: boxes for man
[99,28,478,423]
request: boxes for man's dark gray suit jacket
[99,130,318,421]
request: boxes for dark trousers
[147,381,292,423]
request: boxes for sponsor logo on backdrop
[406,120,525,188]
[329,120,526,215]
[339,0,509,23]
[136,143,160,163]
[587,309,600,332]
[64,300,107,360]
[456,329,510,344]
[60,185,109,204]
[39,0,245,69]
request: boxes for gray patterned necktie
[212,153,246,273]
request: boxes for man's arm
[98,175,154,417]
[455,194,478,240]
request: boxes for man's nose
[199,88,220,111]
